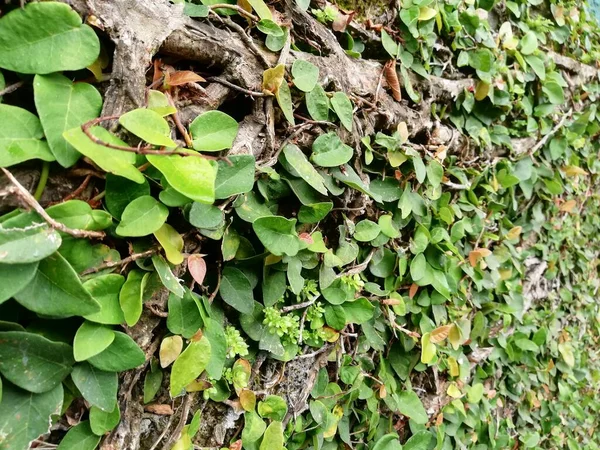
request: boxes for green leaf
[292,60,319,92]
[147,90,177,116]
[0,2,99,74]
[74,321,115,362]
[190,111,239,151]
[152,254,185,298]
[403,431,433,450]
[0,383,63,450]
[170,336,211,397]
[266,27,288,52]
[253,216,300,256]
[398,390,428,424]
[468,49,493,72]
[89,405,120,436]
[215,155,256,199]
[34,74,102,167]
[0,262,38,305]
[311,132,353,167]
[83,274,126,325]
[275,81,296,125]
[0,104,54,168]
[167,290,204,338]
[14,252,101,317]
[44,200,111,231]
[260,421,284,450]
[115,195,169,237]
[154,223,184,265]
[331,92,353,131]
[343,298,374,324]
[63,126,144,184]
[203,318,227,380]
[324,305,347,330]
[87,331,145,372]
[242,410,267,444]
[71,362,117,412]
[119,108,176,147]
[410,253,427,282]
[282,144,328,195]
[298,202,333,223]
[426,159,443,188]
[220,266,255,314]
[525,54,546,80]
[57,421,100,450]
[420,332,436,364]
[542,82,565,104]
[143,360,163,404]
[183,3,209,17]
[372,433,402,450]
[378,215,399,238]
[119,270,148,326]
[381,30,399,58]
[418,6,437,20]
[0,331,73,393]
[331,165,383,202]
[257,19,284,37]
[306,84,330,121]
[0,223,61,264]
[188,202,224,229]
[147,154,217,204]
[258,395,288,421]
[247,0,273,19]
[520,31,538,55]
[354,220,381,242]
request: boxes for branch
[0,80,24,97]
[209,4,258,21]
[81,249,158,276]
[206,76,269,97]
[529,109,572,156]
[281,294,319,312]
[1,168,105,240]
[81,116,220,160]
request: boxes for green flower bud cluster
[340,273,364,291]
[225,325,249,359]
[263,307,300,345]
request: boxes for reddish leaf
[188,254,207,286]
[384,59,402,101]
[144,404,174,415]
[166,70,206,87]
[332,11,353,32]
[299,232,314,245]
[230,440,243,450]
[409,283,418,299]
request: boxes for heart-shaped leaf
[190,111,239,152]
[34,74,102,167]
[116,196,169,237]
[170,336,211,397]
[0,104,54,168]
[0,2,99,74]
[119,108,176,147]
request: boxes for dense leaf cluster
[0,0,599,449]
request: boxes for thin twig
[207,76,269,97]
[223,17,270,68]
[81,249,158,275]
[292,114,335,128]
[209,4,259,21]
[167,92,193,148]
[1,168,105,240]
[443,181,470,190]
[296,344,332,359]
[148,414,176,450]
[208,261,222,302]
[281,294,319,312]
[163,393,195,450]
[0,80,24,97]
[529,109,572,156]
[62,174,92,202]
[338,247,377,277]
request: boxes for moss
[335,0,392,19]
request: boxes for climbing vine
[0,0,599,449]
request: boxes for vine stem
[80,116,220,160]
[33,161,50,201]
[1,168,105,240]
[80,248,158,275]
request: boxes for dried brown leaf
[384,60,402,101]
[188,254,207,286]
